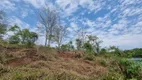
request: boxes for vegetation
[8,25,38,47]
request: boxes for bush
[103,72,124,80]
[83,41,93,54]
[100,60,106,66]
[119,59,141,79]
[0,64,10,76]
[9,35,20,44]
[60,42,74,51]
[84,53,95,61]
[60,44,69,51]
[100,48,107,54]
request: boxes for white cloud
[8,16,30,29]
[0,0,16,11]
[23,0,46,8]
[21,9,28,18]
[56,0,79,16]
[70,22,78,31]
[101,34,142,50]
[55,0,105,16]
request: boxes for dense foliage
[124,48,142,58]
[8,25,38,47]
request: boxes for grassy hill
[0,44,142,80]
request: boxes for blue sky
[0,0,142,49]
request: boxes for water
[128,58,142,61]
[128,58,142,64]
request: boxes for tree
[0,11,5,20]
[19,29,38,46]
[9,25,38,46]
[75,26,87,50]
[29,32,38,43]
[39,6,58,47]
[60,41,74,51]
[9,25,21,44]
[54,24,67,48]
[9,25,20,34]
[0,11,7,40]
[76,39,82,50]
[100,48,107,54]
[68,41,74,51]
[0,24,6,39]
[108,46,122,56]
[83,41,93,53]
[88,35,102,54]
[9,35,20,44]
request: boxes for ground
[0,45,138,80]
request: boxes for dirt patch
[6,49,38,67]
[7,55,38,67]
[57,51,84,58]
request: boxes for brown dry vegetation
[0,45,128,80]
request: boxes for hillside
[1,1,142,80]
[0,45,141,80]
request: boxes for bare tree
[54,24,67,48]
[39,7,58,46]
[0,10,7,40]
[75,26,87,50]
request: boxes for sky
[0,0,142,50]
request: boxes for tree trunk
[45,33,48,46]
[48,37,51,47]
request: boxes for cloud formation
[0,0,142,49]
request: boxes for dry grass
[0,45,126,80]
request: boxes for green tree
[9,35,20,44]
[19,29,38,46]
[60,41,74,51]
[9,25,21,44]
[9,25,38,46]
[100,48,107,54]
[9,25,20,34]
[0,24,6,39]
[108,46,122,56]
[76,39,82,50]
[83,41,93,53]
[87,35,102,55]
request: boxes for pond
[128,58,142,64]
[128,58,142,61]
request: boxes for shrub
[0,53,7,64]
[76,39,82,50]
[100,48,107,54]
[60,44,69,51]
[103,72,124,80]
[9,35,20,44]
[119,59,141,79]
[100,60,106,66]
[83,41,93,54]
[60,42,74,51]
[0,64,10,76]
[84,53,95,61]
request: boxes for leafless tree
[54,24,67,48]
[0,10,7,39]
[39,7,58,46]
